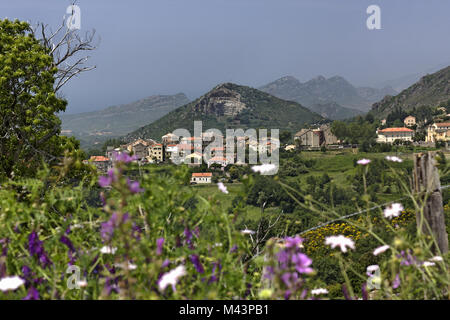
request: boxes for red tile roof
[89,156,110,162]
[435,123,450,127]
[192,172,212,177]
[379,127,413,133]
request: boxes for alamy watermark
[366,5,381,30]
[65,4,81,31]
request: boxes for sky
[1,0,450,114]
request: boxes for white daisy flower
[158,265,186,292]
[386,156,403,163]
[311,288,328,295]
[325,235,355,253]
[383,203,404,219]
[100,246,117,254]
[0,276,25,292]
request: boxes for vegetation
[0,20,81,179]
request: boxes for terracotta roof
[89,156,110,162]
[378,127,414,133]
[192,172,212,177]
[435,123,450,127]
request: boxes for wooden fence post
[413,152,449,254]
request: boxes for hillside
[60,93,189,147]
[371,66,450,118]
[309,102,364,120]
[125,83,325,141]
[259,75,397,113]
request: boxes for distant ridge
[60,93,190,148]
[259,75,397,115]
[125,83,325,142]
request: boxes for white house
[376,127,414,144]
[190,172,212,184]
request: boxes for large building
[426,122,450,143]
[294,124,338,149]
[376,127,414,144]
[295,128,323,148]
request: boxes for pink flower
[373,245,390,256]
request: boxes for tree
[280,131,292,145]
[0,19,96,179]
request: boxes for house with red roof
[88,156,112,172]
[190,172,212,184]
[376,127,414,144]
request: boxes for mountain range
[60,93,189,148]
[125,83,325,142]
[370,66,450,118]
[259,75,397,118]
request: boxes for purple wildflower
[397,250,417,266]
[361,283,368,300]
[190,254,204,274]
[23,287,39,300]
[342,284,352,300]
[127,179,144,194]
[209,261,222,283]
[184,227,194,249]
[284,236,303,248]
[131,223,142,241]
[98,169,117,188]
[100,213,119,242]
[393,273,401,289]
[114,152,138,164]
[162,259,171,269]
[292,253,313,274]
[28,231,52,268]
[230,244,238,253]
[156,238,164,256]
[60,236,75,253]
[284,290,291,300]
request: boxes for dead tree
[413,152,449,254]
[30,15,99,92]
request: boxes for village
[85,110,450,185]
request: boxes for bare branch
[34,17,99,92]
